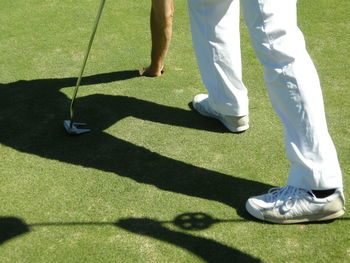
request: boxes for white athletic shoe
[192,94,249,133]
[246,186,346,224]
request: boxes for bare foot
[139,67,164,77]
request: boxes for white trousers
[187,0,343,190]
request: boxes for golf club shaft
[69,0,107,122]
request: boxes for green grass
[0,0,349,262]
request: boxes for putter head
[63,120,90,135]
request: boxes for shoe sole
[246,201,346,224]
[217,116,249,133]
[192,100,249,133]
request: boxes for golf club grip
[69,0,107,121]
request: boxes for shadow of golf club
[3,212,349,244]
[0,213,260,262]
[0,71,271,221]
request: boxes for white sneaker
[246,186,346,224]
[192,94,249,133]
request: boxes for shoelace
[266,186,314,211]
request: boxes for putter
[64,0,107,135]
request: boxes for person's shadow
[0,71,271,216]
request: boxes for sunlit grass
[0,0,349,262]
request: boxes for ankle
[311,189,336,198]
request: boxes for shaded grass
[0,0,349,262]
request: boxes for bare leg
[141,0,174,77]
